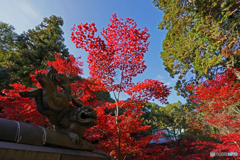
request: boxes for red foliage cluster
[185,68,240,158]
[186,68,240,130]
[125,79,171,104]
[71,14,150,92]
[45,53,83,77]
[0,83,48,126]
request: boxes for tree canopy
[0,15,70,90]
[153,0,240,97]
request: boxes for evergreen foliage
[141,101,190,139]
[0,15,70,89]
[153,0,240,97]
[0,22,19,91]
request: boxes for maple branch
[119,99,143,108]
[229,4,240,16]
[211,123,230,135]
[230,105,240,115]
[109,78,118,101]
[120,102,128,108]
[117,59,125,101]
[114,60,128,160]
[104,73,121,160]
[96,128,118,149]
[225,23,237,38]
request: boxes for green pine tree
[0,15,70,89]
[0,22,20,91]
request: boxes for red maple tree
[71,14,171,159]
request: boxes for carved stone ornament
[19,65,97,145]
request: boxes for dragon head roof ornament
[19,65,97,145]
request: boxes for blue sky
[0,0,186,106]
